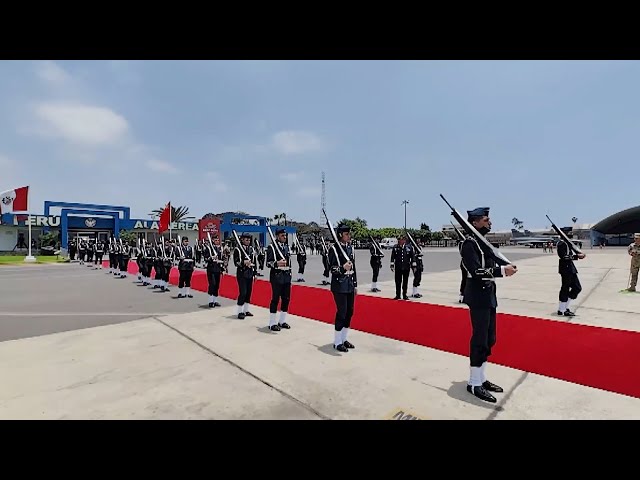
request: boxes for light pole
[401,200,409,230]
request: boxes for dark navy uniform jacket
[557,240,579,275]
[328,242,357,294]
[460,237,504,309]
[390,243,414,271]
[266,241,292,285]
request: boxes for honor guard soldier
[328,224,357,353]
[627,233,640,292]
[108,239,117,273]
[411,244,424,298]
[458,240,467,303]
[320,239,331,285]
[556,235,586,316]
[266,228,293,331]
[153,241,164,289]
[369,238,384,292]
[390,235,414,300]
[113,240,122,275]
[94,238,105,270]
[194,239,203,267]
[78,239,87,265]
[177,236,195,298]
[68,239,77,261]
[204,236,224,307]
[461,206,517,403]
[119,241,131,278]
[86,240,95,266]
[255,239,266,277]
[136,241,145,281]
[295,236,307,282]
[160,239,173,291]
[233,233,256,319]
[142,241,156,286]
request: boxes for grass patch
[0,255,67,265]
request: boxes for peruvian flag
[158,202,171,233]
[0,186,29,213]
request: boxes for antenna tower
[320,171,326,225]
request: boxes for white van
[379,237,398,249]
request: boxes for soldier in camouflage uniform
[627,233,640,292]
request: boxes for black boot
[467,385,496,403]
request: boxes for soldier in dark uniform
[320,239,330,285]
[328,224,357,352]
[78,240,87,265]
[176,236,195,298]
[143,241,156,286]
[119,241,131,278]
[161,239,173,291]
[369,238,384,292]
[194,239,203,267]
[153,241,164,289]
[556,237,586,316]
[458,240,467,303]
[390,235,413,300]
[255,239,266,277]
[86,240,94,266]
[135,241,145,281]
[411,244,424,298]
[460,207,517,403]
[203,236,224,307]
[108,239,116,273]
[93,239,105,270]
[68,239,77,261]
[295,235,307,282]
[113,241,122,275]
[233,233,256,319]
[265,228,293,331]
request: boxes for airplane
[510,229,583,249]
[510,229,560,248]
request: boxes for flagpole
[169,202,172,241]
[24,213,36,262]
[25,190,36,262]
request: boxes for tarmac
[1,245,638,420]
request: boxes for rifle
[405,230,422,254]
[369,234,384,257]
[232,230,252,263]
[439,194,513,267]
[206,232,218,258]
[322,208,353,273]
[266,225,288,269]
[292,233,305,255]
[546,215,584,255]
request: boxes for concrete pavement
[0,246,638,419]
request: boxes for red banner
[199,218,221,241]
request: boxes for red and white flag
[0,186,29,213]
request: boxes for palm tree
[149,205,195,223]
[272,213,287,226]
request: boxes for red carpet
[115,262,640,400]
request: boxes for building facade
[0,201,297,252]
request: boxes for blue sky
[0,60,637,231]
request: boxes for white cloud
[272,130,324,155]
[146,159,179,174]
[296,186,321,197]
[34,102,129,146]
[280,172,303,182]
[36,61,71,86]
